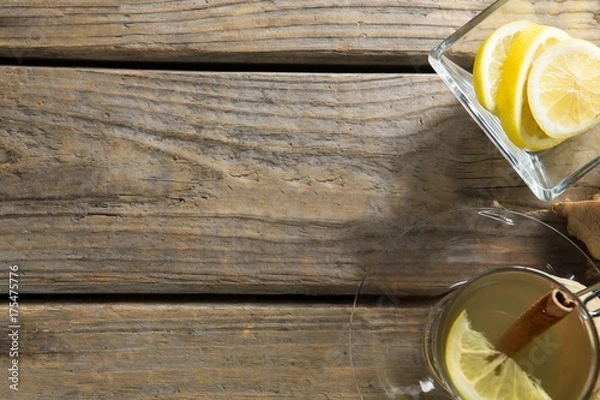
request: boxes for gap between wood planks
[21,293,355,304]
[0,57,434,74]
[19,293,440,307]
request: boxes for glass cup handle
[576,281,600,318]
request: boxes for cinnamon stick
[494,289,577,358]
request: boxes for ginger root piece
[552,200,600,260]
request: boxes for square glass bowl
[429,0,600,201]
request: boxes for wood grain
[0,0,489,66]
[2,3,599,399]
[2,66,598,294]
[0,301,438,399]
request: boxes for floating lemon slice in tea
[445,310,551,400]
[527,38,600,139]
[495,24,571,151]
[473,19,535,113]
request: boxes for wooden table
[1,1,599,398]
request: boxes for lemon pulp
[527,38,600,139]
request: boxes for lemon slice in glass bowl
[445,310,552,400]
[495,24,571,151]
[528,38,600,140]
[473,19,535,113]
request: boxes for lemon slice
[445,310,552,400]
[495,24,571,151]
[473,20,535,112]
[527,38,600,139]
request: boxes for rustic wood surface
[3,66,597,295]
[0,0,485,66]
[0,301,436,399]
[1,0,600,398]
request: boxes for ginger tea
[425,267,599,400]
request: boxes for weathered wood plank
[0,301,439,399]
[1,67,598,294]
[0,0,490,65]
[2,0,598,66]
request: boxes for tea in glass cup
[423,267,600,399]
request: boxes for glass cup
[349,208,600,399]
[423,266,600,400]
